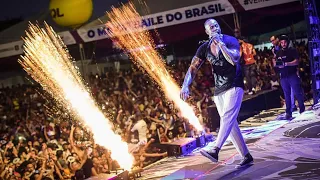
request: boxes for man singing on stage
[180,19,253,167]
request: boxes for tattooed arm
[180,56,205,100]
[183,57,205,87]
[213,36,240,66]
[180,42,207,100]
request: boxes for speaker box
[162,138,197,157]
[196,135,206,147]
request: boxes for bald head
[204,19,221,38]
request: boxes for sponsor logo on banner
[239,0,298,11]
[0,41,24,59]
[0,31,76,58]
[77,0,235,42]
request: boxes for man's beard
[209,30,221,38]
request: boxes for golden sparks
[19,22,133,170]
[106,3,202,131]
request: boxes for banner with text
[0,31,76,58]
[0,41,24,59]
[238,0,299,11]
[77,0,235,42]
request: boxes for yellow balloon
[49,0,93,28]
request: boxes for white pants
[214,87,249,157]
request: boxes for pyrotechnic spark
[106,3,202,131]
[18,22,133,170]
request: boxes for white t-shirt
[131,119,148,143]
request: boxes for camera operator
[270,35,297,111]
[273,35,305,119]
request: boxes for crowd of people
[0,34,311,179]
[0,62,215,179]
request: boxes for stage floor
[140,104,320,180]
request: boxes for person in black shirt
[270,35,297,111]
[180,19,253,167]
[273,35,305,119]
